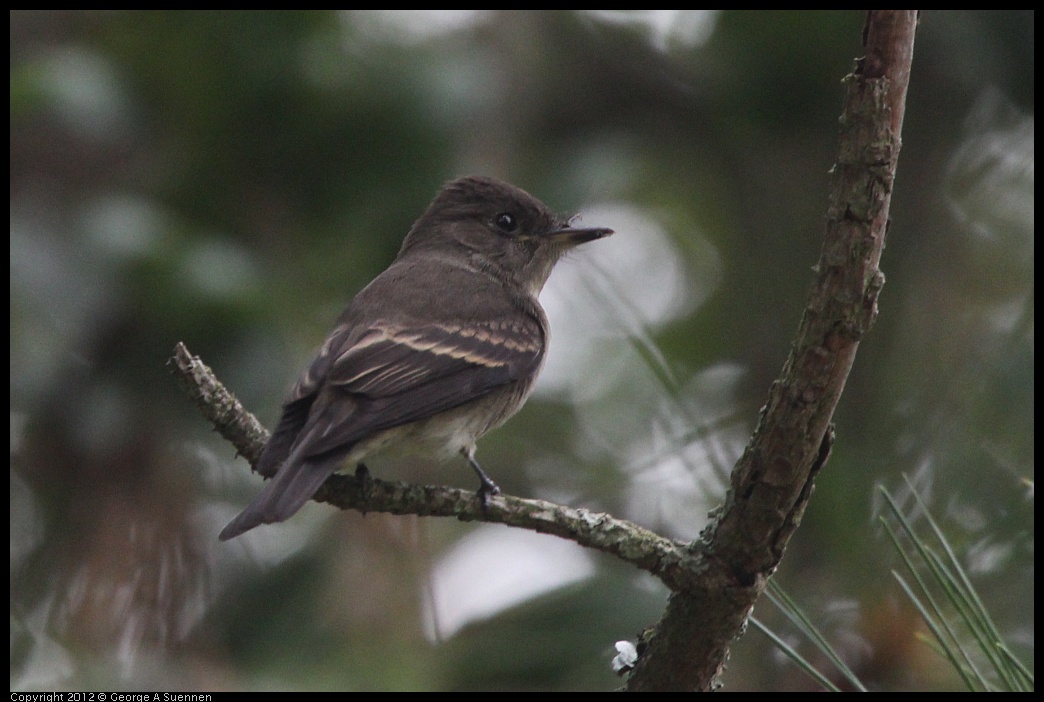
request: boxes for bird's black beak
[546,225,614,245]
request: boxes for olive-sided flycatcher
[219,175,613,540]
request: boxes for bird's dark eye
[494,212,518,233]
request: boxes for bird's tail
[218,450,344,541]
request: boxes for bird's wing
[295,316,545,459]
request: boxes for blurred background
[10,10,1033,691]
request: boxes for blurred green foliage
[10,10,1033,691]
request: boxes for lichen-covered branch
[170,341,700,590]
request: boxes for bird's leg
[462,449,500,508]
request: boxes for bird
[219,175,613,540]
